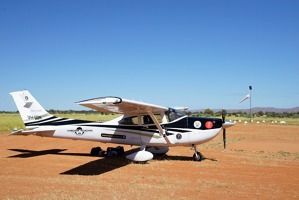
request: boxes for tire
[193,151,203,161]
[115,146,124,155]
[90,147,102,156]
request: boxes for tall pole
[249,86,252,122]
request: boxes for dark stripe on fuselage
[164,128,190,133]
[25,116,222,134]
[38,116,58,122]
[25,118,92,126]
[26,116,58,124]
[26,119,160,133]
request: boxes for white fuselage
[33,122,222,147]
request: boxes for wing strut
[147,112,174,145]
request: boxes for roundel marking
[205,121,213,129]
[176,134,182,140]
[75,127,84,135]
[194,121,201,129]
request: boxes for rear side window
[119,116,138,125]
[141,114,163,124]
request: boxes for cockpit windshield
[165,108,187,122]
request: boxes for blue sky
[1,0,298,111]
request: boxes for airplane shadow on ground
[8,149,69,158]
[154,155,218,162]
[7,148,136,176]
[61,156,130,176]
[7,148,217,176]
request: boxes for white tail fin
[10,90,53,127]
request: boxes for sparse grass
[277,150,291,157]
[0,113,298,133]
[0,113,120,133]
[227,116,299,126]
[196,179,232,192]
[232,149,299,161]
[202,136,246,150]
[0,113,25,132]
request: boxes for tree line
[2,109,299,118]
[190,109,299,118]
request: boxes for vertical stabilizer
[10,90,53,127]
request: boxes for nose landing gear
[192,144,204,161]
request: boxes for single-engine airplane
[10,90,234,162]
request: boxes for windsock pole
[249,86,252,122]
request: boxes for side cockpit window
[119,116,138,125]
[119,114,164,125]
[142,115,153,124]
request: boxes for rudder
[10,90,53,127]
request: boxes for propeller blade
[222,109,227,149]
[223,128,226,149]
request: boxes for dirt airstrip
[0,124,298,199]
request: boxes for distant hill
[191,107,299,113]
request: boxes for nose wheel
[193,151,203,161]
[192,144,204,162]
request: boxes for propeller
[222,109,227,149]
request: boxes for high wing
[76,97,168,115]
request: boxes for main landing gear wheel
[193,151,203,161]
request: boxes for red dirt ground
[0,124,298,199]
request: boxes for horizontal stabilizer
[10,129,55,137]
[10,130,29,136]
